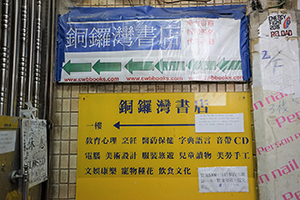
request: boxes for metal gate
[0,0,54,199]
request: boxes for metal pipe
[27,0,36,104]
[47,0,56,121]
[8,0,20,117]
[41,0,51,120]
[17,0,29,117]
[0,1,2,37]
[0,0,11,116]
[41,1,55,198]
[32,0,42,113]
[22,163,28,200]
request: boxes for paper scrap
[198,166,249,193]
[259,38,299,95]
[0,130,16,154]
[195,113,244,133]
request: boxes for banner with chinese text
[76,92,255,200]
[56,6,250,83]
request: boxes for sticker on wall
[259,13,297,38]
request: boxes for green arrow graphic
[125,59,154,74]
[92,60,121,75]
[63,60,92,75]
[155,59,185,73]
[217,58,242,72]
[187,59,216,71]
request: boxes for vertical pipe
[0,0,11,116]
[27,0,36,104]
[42,1,56,198]
[17,0,29,117]
[22,163,28,200]
[32,0,42,112]
[41,0,51,120]
[0,1,2,37]
[47,0,56,121]
[8,0,20,117]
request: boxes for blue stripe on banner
[68,5,246,22]
[56,14,68,82]
[240,15,251,81]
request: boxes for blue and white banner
[57,6,250,83]
[65,20,181,52]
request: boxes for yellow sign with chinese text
[76,92,255,200]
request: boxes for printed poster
[56,6,251,83]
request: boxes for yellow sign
[0,116,19,129]
[76,92,255,200]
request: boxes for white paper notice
[198,166,249,193]
[0,130,16,154]
[195,113,244,133]
[22,119,48,188]
[259,38,299,95]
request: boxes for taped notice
[198,166,249,193]
[0,130,16,154]
[195,113,244,133]
[21,119,48,188]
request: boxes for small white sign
[0,130,16,154]
[21,119,48,188]
[259,38,299,95]
[198,166,249,193]
[258,13,296,38]
[195,113,244,133]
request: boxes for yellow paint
[6,190,30,200]
[195,93,226,106]
[0,116,19,129]
[76,92,255,200]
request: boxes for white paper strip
[0,130,16,154]
[195,113,244,133]
[198,166,249,193]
